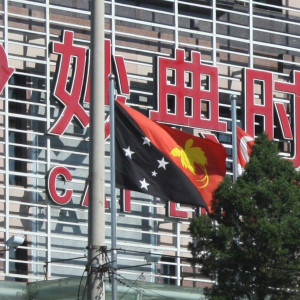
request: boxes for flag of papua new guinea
[115,100,227,212]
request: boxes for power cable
[116,272,176,300]
[77,267,87,300]
[83,246,109,300]
[117,273,145,300]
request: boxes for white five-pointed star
[157,157,169,169]
[152,170,157,177]
[123,146,135,159]
[140,178,149,190]
[142,136,151,146]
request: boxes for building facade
[0,0,299,298]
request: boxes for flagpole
[88,0,106,299]
[109,74,118,300]
[231,94,238,183]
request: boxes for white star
[152,170,157,177]
[142,136,151,146]
[123,146,135,159]
[157,157,169,170]
[139,178,149,190]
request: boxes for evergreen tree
[188,133,300,300]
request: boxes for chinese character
[49,31,129,136]
[151,49,226,132]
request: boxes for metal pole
[231,94,238,183]
[249,0,253,69]
[88,0,106,299]
[109,74,118,300]
[212,0,217,66]
[176,222,181,286]
[174,0,178,48]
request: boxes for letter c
[47,166,73,205]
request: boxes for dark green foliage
[189,133,300,300]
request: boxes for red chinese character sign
[245,68,300,168]
[47,30,130,210]
[49,31,90,135]
[275,71,300,167]
[48,30,129,136]
[0,44,14,93]
[45,30,300,219]
[151,49,227,132]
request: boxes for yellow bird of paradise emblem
[171,138,209,188]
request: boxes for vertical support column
[45,0,51,280]
[212,0,217,66]
[174,0,179,48]
[150,196,158,282]
[174,0,180,286]
[3,0,9,275]
[111,0,116,55]
[109,74,118,300]
[176,222,181,286]
[231,95,238,183]
[88,0,106,299]
[110,2,117,295]
[46,206,51,279]
[249,0,254,68]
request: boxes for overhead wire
[52,245,300,300]
[117,273,145,300]
[81,246,108,300]
[77,267,87,300]
[116,272,177,300]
